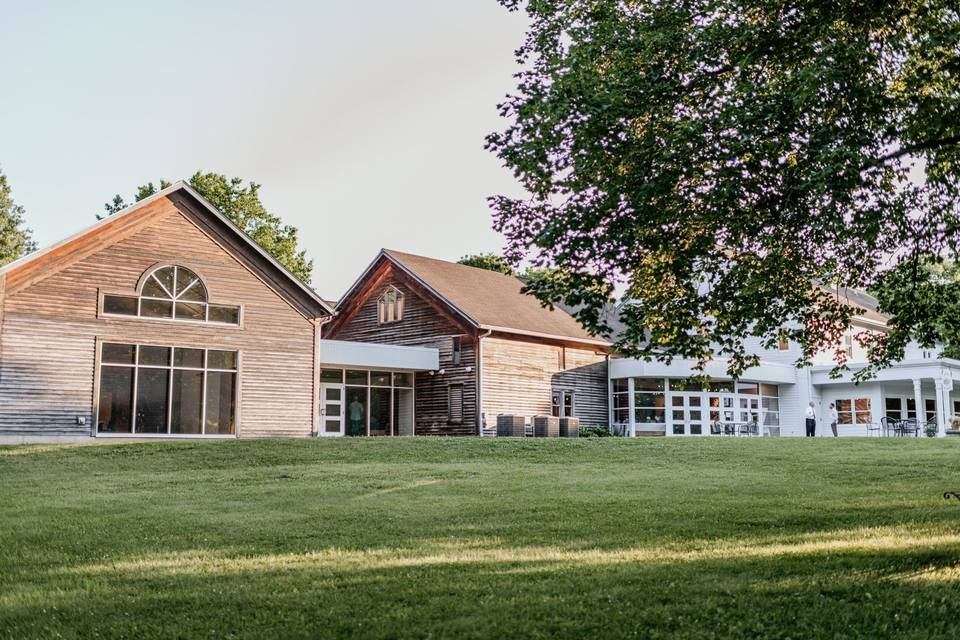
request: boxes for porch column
[936,377,949,437]
[664,377,673,437]
[913,378,923,435]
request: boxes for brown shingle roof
[383,250,609,346]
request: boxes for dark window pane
[394,388,414,435]
[737,383,759,395]
[635,408,665,424]
[171,370,203,434]
[370,387,391,435]
[139,345,170,366]
[345,387,367,436]
[208,305,240,325]
[102,343,135,365]
[141,299,173,318]
[393,372,413,388]
[103,295,138,316]
[346,370,368,385]
[175,268,206,301]
[208,350,237,370]
[153,267,175,296]
[612,378,629,394]
[136,368,169,433]
[205,371,236,434]
[634,391,665,408]
[174,348,204,368]
[142,274,171,298]
[97,366,134,433]
[709,381,735,392]
[320,368,343,383]
[175,302,206,321]
[370,371,391,387]
[633,378,663,392]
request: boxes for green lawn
[2,438,960,639]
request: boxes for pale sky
[0,1,528,299]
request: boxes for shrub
[579,425,613,437]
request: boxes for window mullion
[167,361,174,434]
[201,349,208,435]
[131,345,140,434]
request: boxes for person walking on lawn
[829,402,839,437]
[805,401,817,437]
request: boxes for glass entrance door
[320,384,344,436]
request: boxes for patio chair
[738,421,759,437]
[865,422,881,437]
[879,416,898,437]
[709,421,723,436]
[723,423,736,436]
[899,418,920,438]
[924,417,939,437]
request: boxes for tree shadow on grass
[4,527,960,639]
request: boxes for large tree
[104,172,313,283]
[489,0,960,380]
[0,168,37,267]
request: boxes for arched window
[102,265,240,325]
[378,286,404,324]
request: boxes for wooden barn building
[325,250,611,436]
[0,183,608,442]
[0,183,438,442]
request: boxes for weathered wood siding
[481,334,608,434]
[326,262,478,435]
[0,197,317,437]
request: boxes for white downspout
[477,329,493,436]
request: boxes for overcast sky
[1,1,528,298]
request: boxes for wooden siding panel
[481,336,608,435]
[0,198,316,437]
[327,265,478,435]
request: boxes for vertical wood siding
[481,335,608,435]
[0,198,316,437]
[326,264,478,435]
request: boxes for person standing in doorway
[805,401,817,437]
[349,397,365,436]
[829,402,839,437]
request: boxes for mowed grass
[2,438,960,639]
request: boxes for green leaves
[457,253,516,274]
[0,169,37,267]
[489,0,960,378]
[102,172,314,284]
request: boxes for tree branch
[865,135,960,169]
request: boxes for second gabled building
[325,250,611,435]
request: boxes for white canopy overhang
[318,339,439,371]
[810,358,960,386]
[609,356,798,385]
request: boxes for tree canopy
[458,252,516,274]
[104,172,313,283]
[489,0,960,379]
[0,169,37,267]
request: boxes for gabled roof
[819,285,890,326]
[0,181,334,317]
[339,249,609,347]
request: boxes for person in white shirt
[829,402,839,437]
[805,402,817,437]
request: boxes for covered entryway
[318,339,438,436]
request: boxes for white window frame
[100,265,242,327]
[95,341,239,438]
[377,286,405,324]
